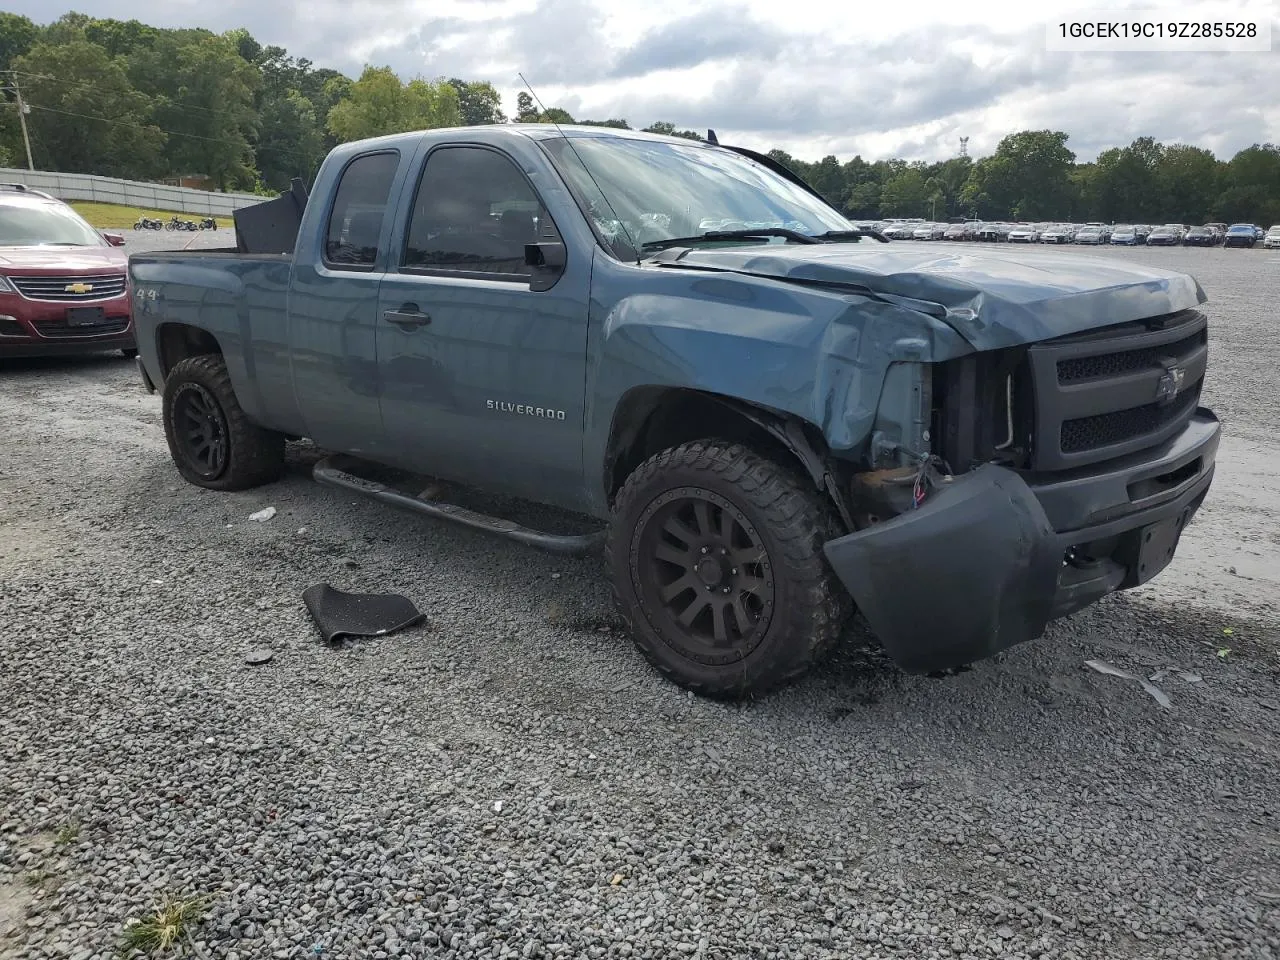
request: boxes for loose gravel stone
[0,243,1277,960]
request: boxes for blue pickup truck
[128,124,1219,698]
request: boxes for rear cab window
[324,151,400,270]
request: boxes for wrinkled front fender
[823,464,1062,673]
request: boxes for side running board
[312,456,607,557]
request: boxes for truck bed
[128,251,303,436]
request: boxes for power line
[23,102,325,169]
[5,69,224,118]
[26,103,248,146]
[6,65,329,170]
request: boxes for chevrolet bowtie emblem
[64,282,93,294]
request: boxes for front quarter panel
[582,253,973,513]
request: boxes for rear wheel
[608,439,849,699]
[161,354,284,490]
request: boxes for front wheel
[607,440,850,699]
[161,354,285,491]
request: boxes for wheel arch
[603,386,855,530]
[155,322,223,381]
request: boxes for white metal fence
[0,168,264,216]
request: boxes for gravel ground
[1,241,1278,960]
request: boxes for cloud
[11,0,1280,162]
[607,6,786,79]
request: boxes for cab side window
[403,146,559,278]
[324,151,399,269]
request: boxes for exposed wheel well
[604,387,832,505]
[156,323,221,380]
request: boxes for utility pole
[6,73,35,171]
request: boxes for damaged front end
[826,307,1220,674]
[829,463,1063,672]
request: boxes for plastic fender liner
[823,464,1062,673]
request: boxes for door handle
[383,303,431,330]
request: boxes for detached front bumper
[824,411,1220,673]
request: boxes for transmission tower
[959,136,969,158]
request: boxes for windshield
[0,202,105,247]
[539,135,854,257]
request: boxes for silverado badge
[487,399,566,421]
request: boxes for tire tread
[607,439,849,699]
[162,354,285,491]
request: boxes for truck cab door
[374,143,589,510]
[288,149,406,457]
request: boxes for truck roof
[325,123,712,160]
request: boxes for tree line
[0,12,708,195]
[1,12,1277,225]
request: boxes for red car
[0,184,135,359]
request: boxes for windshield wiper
[814,228,889,244]
[641,228,822,253]
[641,226,891,255]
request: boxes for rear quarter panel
[129,253,303,435]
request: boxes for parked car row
[857,218,1274,248]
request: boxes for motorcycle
[133,217,163,230]
[164,215,199,231]
[198,217,218,230]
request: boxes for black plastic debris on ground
[302,583,425,643]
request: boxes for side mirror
[103,232,126,247]
[524,241,566,292]
[524,241,566,269]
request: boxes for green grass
[70,201,233,231]
[53,819,80,847]
[117,893,212,957]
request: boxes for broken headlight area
[931,346,1035,475]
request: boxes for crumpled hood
[655,244,1207,350]
[0,245,125,272]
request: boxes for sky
[17,0,1280,164]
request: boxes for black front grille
[1061,378,1203,452]
[32,317,129,338]
[1026,309,1208,471]
[1057,328,1207,383]
[11,274,127,301]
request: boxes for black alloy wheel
[634,487,775,664]
[607,440,849,699]
[171,381,229,480]
[160,354,285,491]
